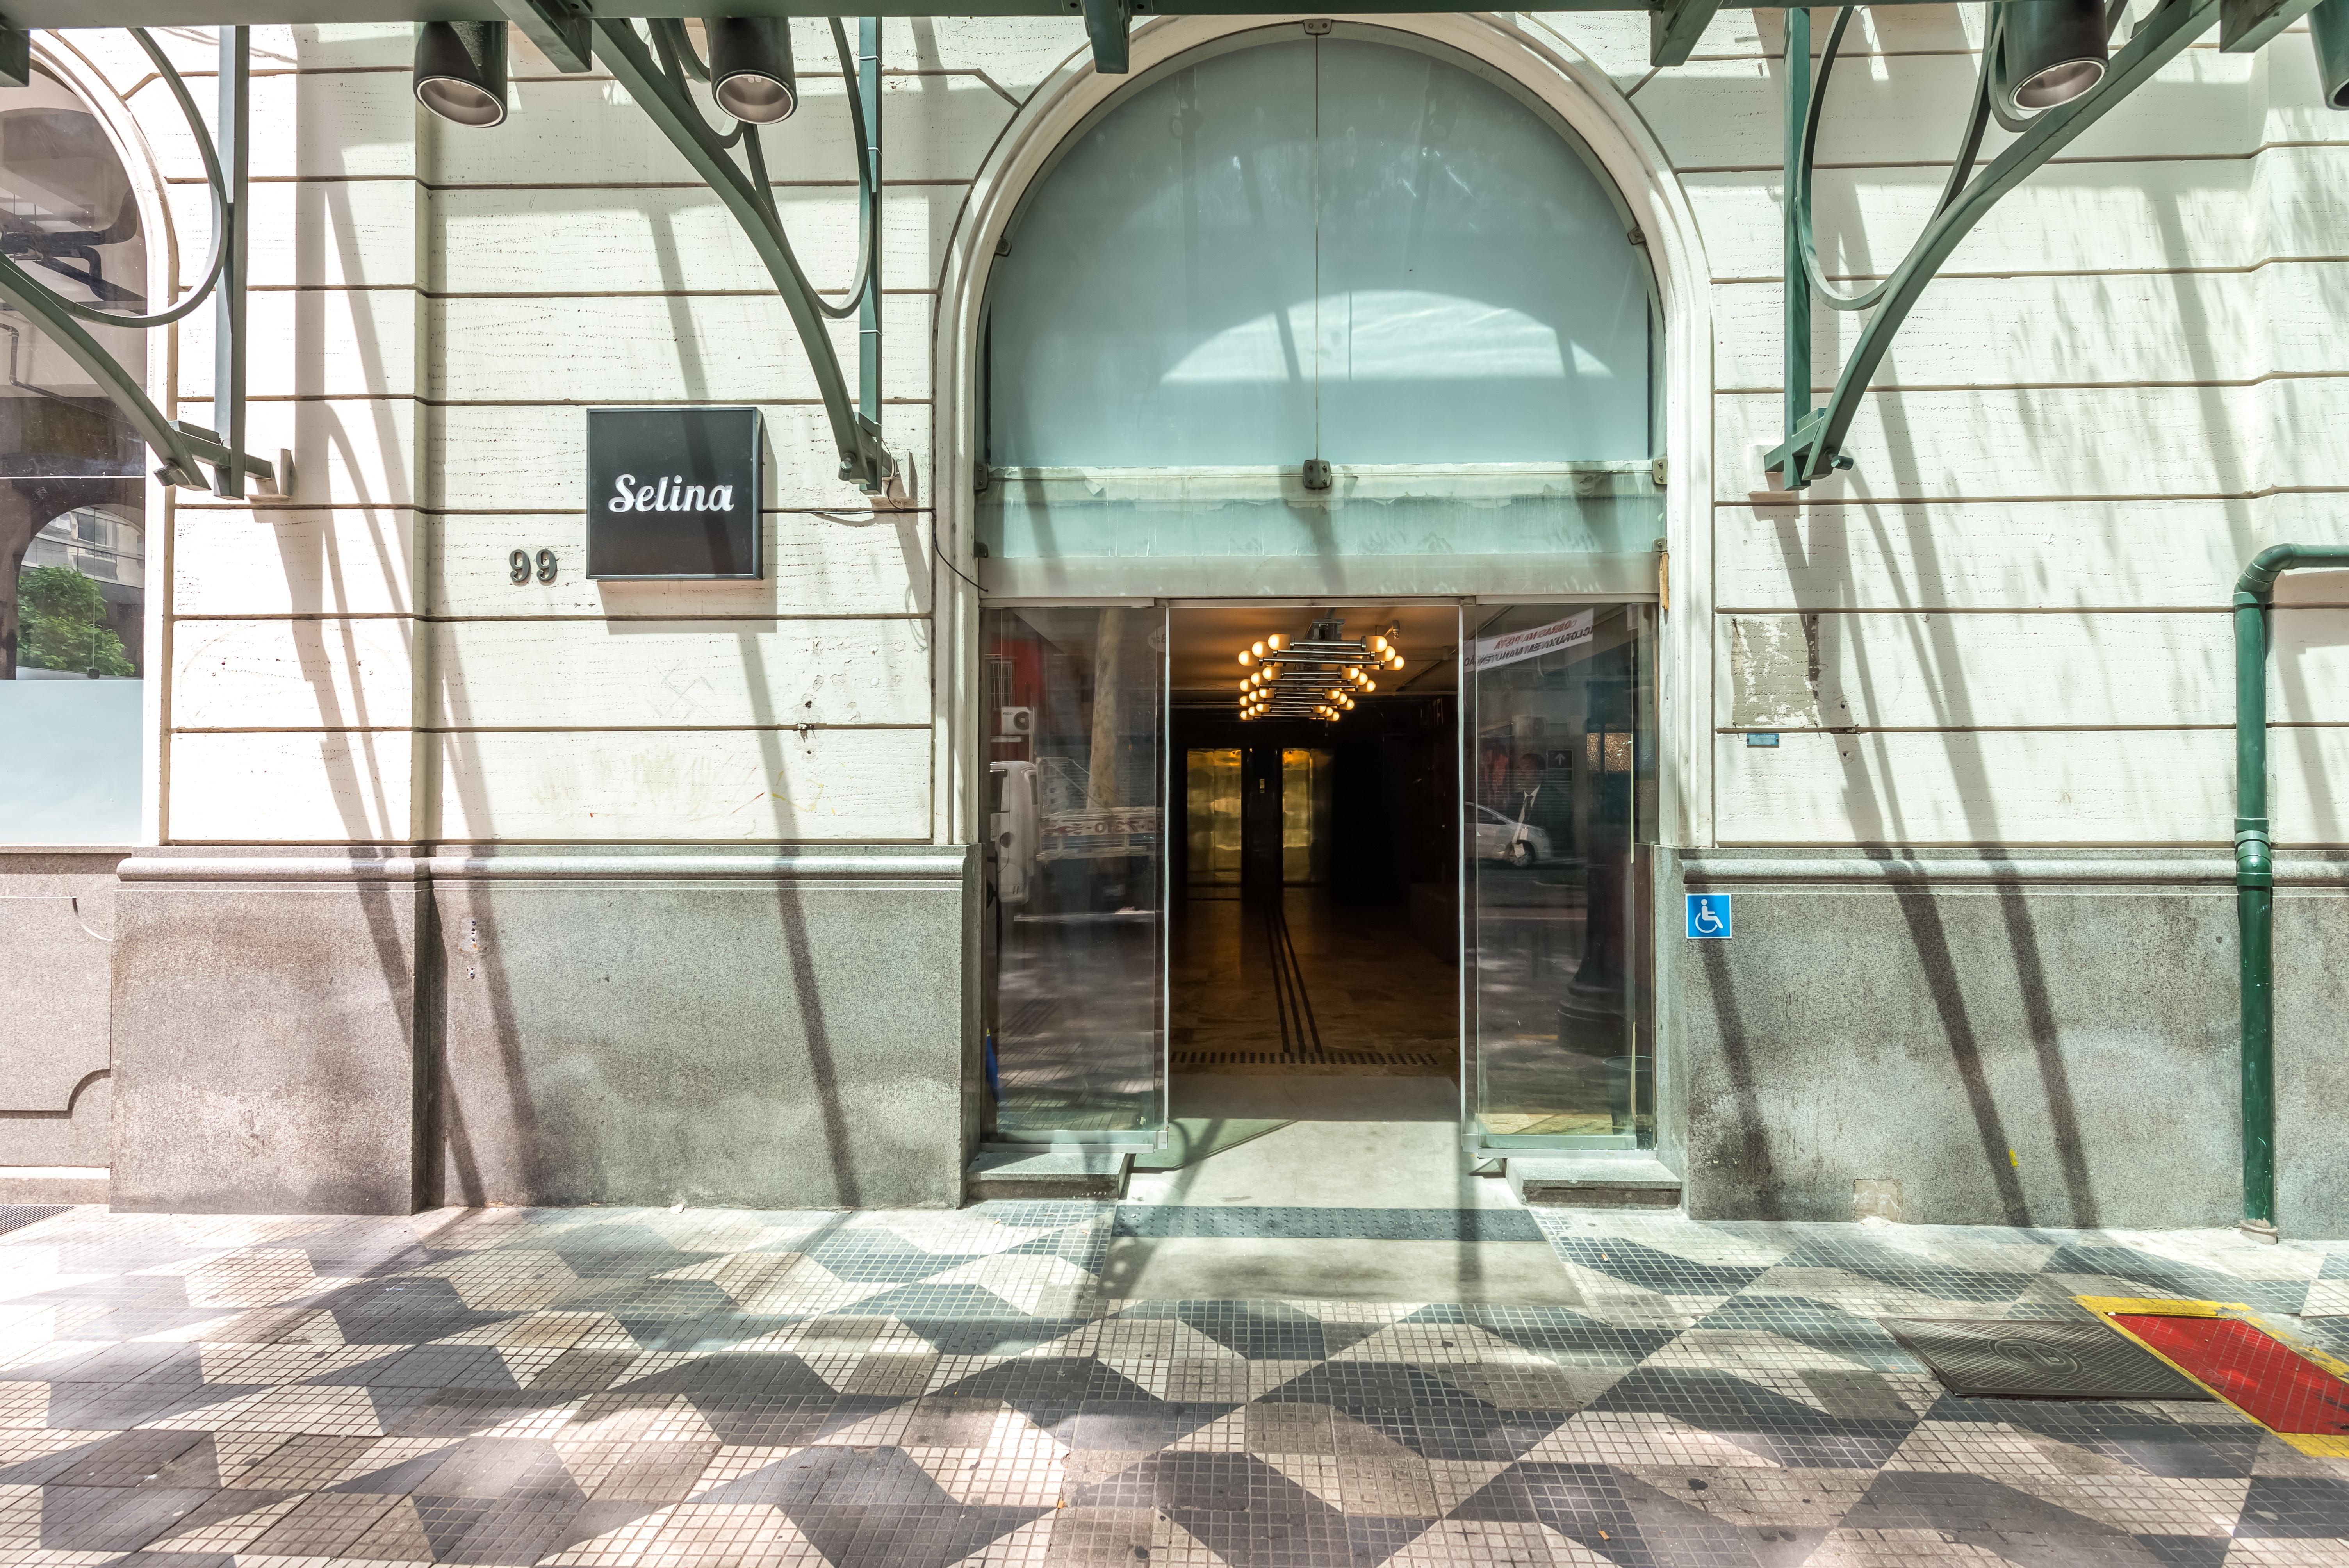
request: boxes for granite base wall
[430,846,975,1210]
[1676,853,2349,1236]
[0,851,123,1175]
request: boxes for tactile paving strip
[1881,1317,2214,1401]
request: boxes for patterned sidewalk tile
[0,1203,2345,1565]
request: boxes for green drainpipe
[2234,544,2349,1241]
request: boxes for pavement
[5,1160,2349,1566]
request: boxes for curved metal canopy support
[0,27,278,494]
[594,16,896,494]
[1769,0,2222,491]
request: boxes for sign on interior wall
[585,407,763,579]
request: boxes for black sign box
[585,406,763,579]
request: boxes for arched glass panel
[981,32,1659,585]
[0,68,148,843]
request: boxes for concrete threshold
[1506,1152,1682,1209]
[967,1147,1133,1201]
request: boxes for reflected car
[1474,804,1552,868]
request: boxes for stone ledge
[968,1149,1133,1201]
[1506,1153,1682,1209]
[0,1167,108,1204]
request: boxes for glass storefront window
[980,606,1167,1137]
[1,67,149,843]
[1467,603,1657,1145]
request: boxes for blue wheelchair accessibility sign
[1685,893,1732,939]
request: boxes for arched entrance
[968,24,1667,1194]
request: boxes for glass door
[1465,603,1657,1147]
[980,605,1168,1142]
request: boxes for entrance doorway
[977,599,1657,1194]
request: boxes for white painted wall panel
[431,186,958,297]
[1713,379,2349,501]
[177,397,419,509]
[431,511,932,618]
[1712,497,2349,611]
[428,292,933,404]
[432,619,930,729]
[169,731,417,842]
[171,618,417,731]
[1715,725,2349,845]
[175,508,420,618]
[1688,148,2349,282]
[1714,262,2349,392]
[179,285,418,401]
[64,23,413,82]
[134,67,417,181]
[1718,608,2349,729]
[430,403,934,512]
[435,726,930,841]
[1640,49,2275,173]
[428,73,1011,188]
[880,17,1091,97]
[170,180,419,289]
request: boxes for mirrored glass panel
[1,67,149,843]
[982,606,1167,1136]
[1468,603,1656,1144]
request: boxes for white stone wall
[45,7,2349,848]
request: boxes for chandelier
[1235,618,1404,722]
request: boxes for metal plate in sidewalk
[1883,1317,2215,1401]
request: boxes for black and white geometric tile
[2,1202,2346,1565]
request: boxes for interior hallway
[1170,889,1457,1074]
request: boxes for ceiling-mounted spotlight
[2312,0,2349,108]
[1998,0,2106,112]
[415,21,509,128]
[708,16,798,124]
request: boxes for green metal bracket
[1773,0,2221,491]
[0,26,276,494]
[1080,0,1132,73]
[595,17,894,492]
[2231,544,2349,1240]
[0,14,27,87]
[492,0,594,70]
[1650,0,1720,67]
[2221,0,2323,50]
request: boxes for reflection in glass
[982,607,1166,1135]
[1469,604,1656,1144]
[1,67,149,843]
[1280,748,1333,886]
[1187,748,1242,886]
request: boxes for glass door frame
[1460,593,1660,1155]
[976,598,1171,1149]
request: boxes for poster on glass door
[1468,609,1594,671]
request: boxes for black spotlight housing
[414,21,509,128]
[707,16,798,123]
[2309,0,2349,109]
[1998,0,2108,114]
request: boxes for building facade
[5,6,2347,1231]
